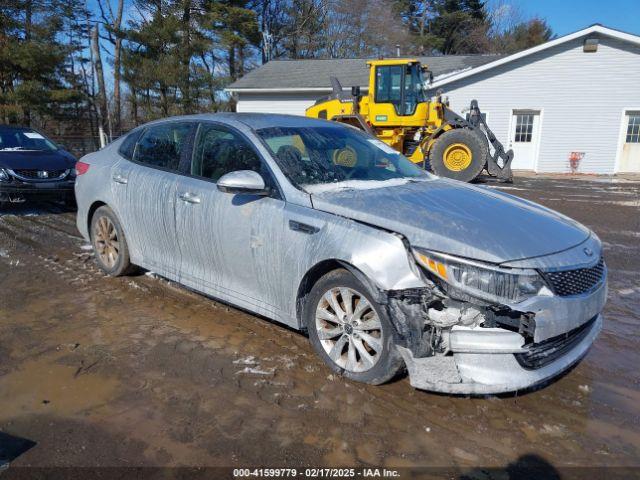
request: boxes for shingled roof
[226,55,503,92]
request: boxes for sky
[508,0,640,36]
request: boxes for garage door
[618,111,640,172]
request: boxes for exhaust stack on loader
[306,59,514,182]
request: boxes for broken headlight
[413,249,552,304]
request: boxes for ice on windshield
[256,125,427,190]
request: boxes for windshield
[256,125,428,192]
[374,63,427,116]
[0,127,58,152]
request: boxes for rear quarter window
[118,129,143,160]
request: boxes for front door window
[191,125,263,181]
[375,65,403,113]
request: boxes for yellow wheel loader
[305,59,514,182]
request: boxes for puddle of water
[0,359,119,421]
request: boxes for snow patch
[127,281,143,290]
[303,178,418,194]
[233,356,258,365]
[235,366,274,376]
[433,66,472,82]
[617,288,636,296]
[488,186,528,191]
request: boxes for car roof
[141,112,340,131]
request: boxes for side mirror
[217,170,269,195]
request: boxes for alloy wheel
[94,216,119,269]
[315,287,384,373]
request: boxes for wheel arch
[295,259,382,330]
[87,200,108,235]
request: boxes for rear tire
[429,128,488,182]
[305,269,404,385]
[90,206,134,276]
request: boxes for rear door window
[133,122,193,171]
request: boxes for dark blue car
[0,125,76,205]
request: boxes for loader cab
[368,60,429,121]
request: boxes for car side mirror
[217,170,269,195]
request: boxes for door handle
[112,173,128,184]
[289,220,319,234]
[178,192,201,204]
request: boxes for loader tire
[429,128,488,182]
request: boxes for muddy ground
[0,175,639,478]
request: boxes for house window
[514,114,534,142]
[626,114,640,143]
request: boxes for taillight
[75,161,90,175]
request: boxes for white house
[227,25,640,174]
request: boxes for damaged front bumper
[385,267,606,395]
[398,315,601,394]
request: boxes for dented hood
[309,178,591,264]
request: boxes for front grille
[515,316,597,370]
[544,257,605,297]
[12,169,68,181]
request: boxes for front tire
[90,206,134,276]
[305,269,404,385]
[429,128,488,182]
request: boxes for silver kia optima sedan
[75,114,606,394]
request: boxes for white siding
[438,36,640,174]
[236,92,320,116]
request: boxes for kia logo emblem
[584,247,594,257]
[37,170,49,179]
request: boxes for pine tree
[123,4,184,118]
[0,0,86,126]
[204,0,260,79]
